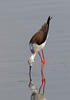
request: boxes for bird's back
[29,23,49,45]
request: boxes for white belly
[28,41,46,66]
[30,41,46,53]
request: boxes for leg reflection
[39,63,46,95]
[29,66,32,81]
[29,66,38,93]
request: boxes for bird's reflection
[28,63,46,100]
[29,66,38,93]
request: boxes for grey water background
[0,0,70,100]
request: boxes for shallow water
[0,0,70,100]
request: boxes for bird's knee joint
[44,79,46,84]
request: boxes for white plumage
[28,41,46,66]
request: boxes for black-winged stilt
[28,16,52,94]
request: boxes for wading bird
[28,16,52,94]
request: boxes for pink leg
[43,78,46,94]
[41,63,44,79]
[42,50,46,94]
[42,50,45,64]
[38,50,46,94]
[39,79,43,93]
[41,50,46,81]
[38,51,43,63]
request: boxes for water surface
[0,0,70,100]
